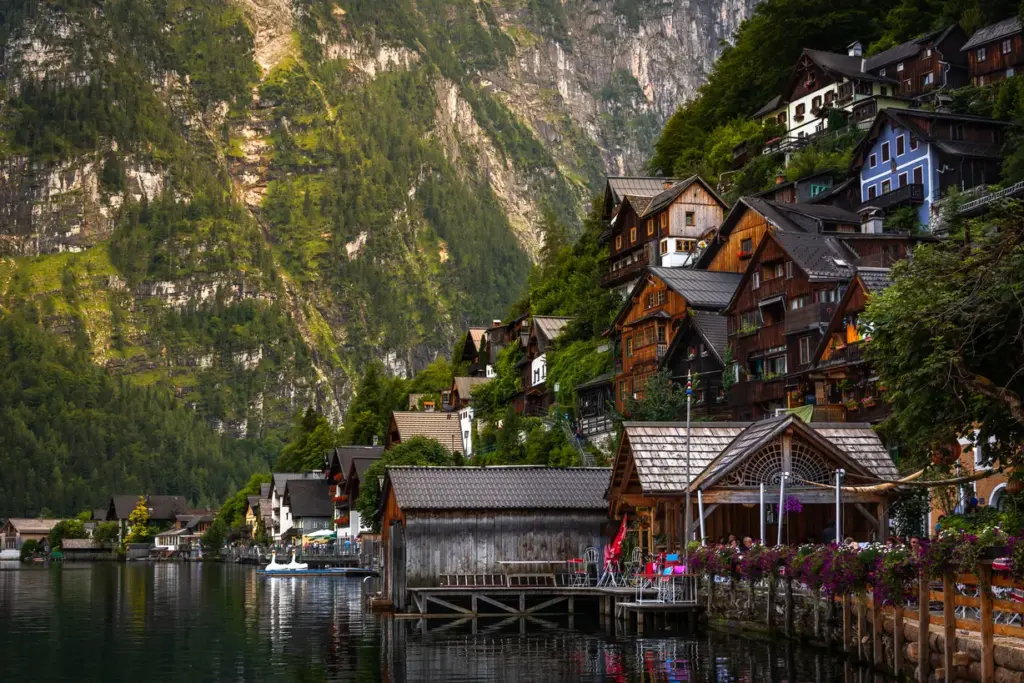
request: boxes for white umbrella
[306,529,335,539]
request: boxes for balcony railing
[785,303,837,335]
[858,183,924,212]
[728,377,786,407]
[822,340,865,366]
[955,180,1024,216]
[812,405,847,422]
[628,342,668,366]
[755,276,787,300]
[602,255,649,287]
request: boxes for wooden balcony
[728,377,786,407]
[602,254,649,288]
[755,275,786,301]
[821,340,865,367]
[812,405,847,422]
[628,342,668,366]
[733,323,785,363]
[785,303,837,335]
[858,183,924,212]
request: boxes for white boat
[285,551,308,571]
[263,551,288,572]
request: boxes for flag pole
[684,370,692,560]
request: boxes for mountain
[0,0,757,444]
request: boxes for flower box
[861,396,877,408]
[845,400,859,411]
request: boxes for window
[626,337,633,357]
[753,271,760,289]
[1003,38,1013,55]
[790,295,809,310]
[913,166,923,185]
[952,124,964,141]
[765,355,787,377]
[646,293,654,309]
[785,261,793,279]
[977,47,987,61]
[898,172,908,188]
[675,238,684,252]
[739,311,760,332]
[812,95,822,110]
[867,185,877,199]
[696,390,705,404]
[646,219,654,236]
[881,179,891,194]
[924,48,932,58]
[880,86,888,97]
[773,263,785,279]
[685,211,695,226]
[683,239,696,252]
[795,103,806,120]
[910,135,919,151]
[615,235,622,250]
[869,153,877,168]
[896,135,905,156]
[824,91,834,105]
[809,183,828,197]
[630,226,637,242]
[896,62,904,72]
[660,213,668,230]
[740,237,753,254]
[1009,67,1017,78]
[660,239,668,254]
[923,72,934,86]
[657,290,666,306]
[657,323,666,343]
[799,336,813,365]
[777,111,788,125]
[978,74,986,86]
[879,68,886,77]
[700,343,708,357]
[881,141,890,162]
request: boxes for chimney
[663,180,674,189]
[776,174,786,185]
[492,319,502,327]
[847,41,863,58]
[423,401,435,412]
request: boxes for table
[497,560,569,587]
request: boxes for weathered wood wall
[403,511,608,588]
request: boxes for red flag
[609,514,628,561]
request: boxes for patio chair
[583,547,600,585]
[568,558,589,587]
[624,547,644,585]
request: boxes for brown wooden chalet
[575,372,615,438]
[609,416,899,553]
[660,310,733,420]
[325,445,384,532]
[481,315,528,379]
[514,315,572,417]
[603,176,678,221]
[449,376,489,409]
[718,202,923,422]
[805,268,893,424]
[611,267,741,413]
[863,25,969,98]
[458,327,489,377]
[387,411,465,455]
[603,176,727,290]
[962,17,1024,86]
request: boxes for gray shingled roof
[108,495,188,521]
[753,95,783,118]
[259,483,271,498]
[386,466,611,510]
[621,423,748,493]
[622,194,654,217]
[864,26,954,71]
[815,425,900,480]
[857,267,892,293]
[774,231,857,281]
[689,310,729,363]
[804,49,896,83]
[607,177,677,205]
[963,17,1022,52]
[284,479,333,518]
[391,412,465,453]
[272,472,322,497]
[647,267,743,309]
[532,316,573,346]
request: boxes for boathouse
[380,466,612,610]
[609,415,899,552]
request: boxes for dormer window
[896,62,904,72]
[879,68,886,77]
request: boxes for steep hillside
[0,0,756,442]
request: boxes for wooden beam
[894,606,905,675]
[424,595,474,616]
[476,594,519,615]
[980,565,995,682]
[525,596,568,615]
[942,573,955,683]
[702,503,719,521]
[853,503,879,528]
[917,576,930,683]
[701,489,885,505]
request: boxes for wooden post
[766,576,775,628]
[894,605,905,675]
[812,588,821,640]
[785,577,794,639]
[707,576,714,613]
[747,581,755,615]
[842,595,853,654]
[942,572,955,682]
[472,594,478,615]
[980,564,995,683]
[871,593,882,666]
[917,573,930,683]
[857,597,867,662]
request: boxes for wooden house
[449,376,489,410]
[611,267,741,413]
[269,473,322,540]
[962,17,1024,86]
[609,416,899,553]
[0,518,62,551]
[863,25,969,98]
[603,176,726,291]
[325,446,384,537]
[104,495,188,540]
[515,316,572,417]
[482,315,528,379]
[806,268,892,423]
[387,411,465,455]
[660,310,732,420]
[754,170,841,205]
[576,372,614,439]
[380,466,611,610]
[458,327,489,377]
[603,176,677,221]
[282,479,333,542]
[851,109,1008,227]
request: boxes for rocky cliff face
[0,0,756,438]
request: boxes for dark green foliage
[339,363,410,446]
[869,0,1019,55]
[49,519,87,549]
[93,522,120,545]
[214,472,272,532]
[625,370,688,421]
[884,205,924,233]
[0,313,266,517]
[19,540,41,560]
[355,436,460,532]
[275,408,341,472]
[201,517,228,557]
[864,204,1024,470]
[650,0,899,176]
[471,343,523,421]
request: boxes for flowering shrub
[705,546,739,578]
[782,496,803,514]
[922,527,1008,578]
[790,544,826,590]
[873,547,920,605]
[820,546,872,596]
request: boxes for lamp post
[835,469,845,544]
[777,472,789,547]
[760,482,766,544]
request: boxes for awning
[759,294,785,308]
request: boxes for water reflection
[0,564,887,683]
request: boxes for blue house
[852,109,1007,227]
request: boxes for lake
[0,562,885,682]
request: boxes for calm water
[0,562,884,682]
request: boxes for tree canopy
[864,206,1024,469]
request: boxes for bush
[19,540,40,561]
